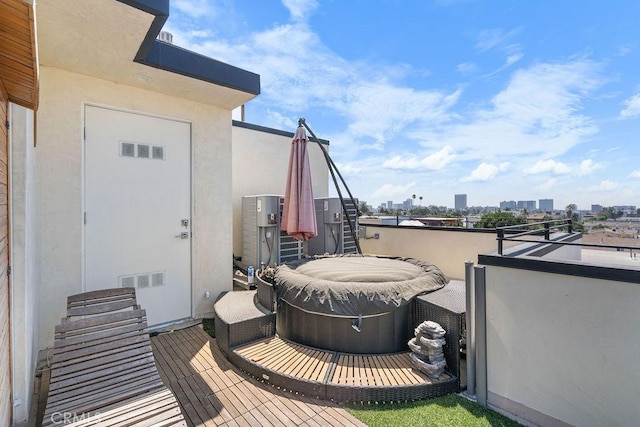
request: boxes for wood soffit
[0,0,39,110]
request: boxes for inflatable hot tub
[274,255,446,354]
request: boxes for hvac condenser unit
[242,195,303,269]
[307,197,359,256]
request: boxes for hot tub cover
[275,255,446,316]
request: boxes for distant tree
[411,206,429,216]
[573,221,585,233]
[474,211,526,229]
[358,201,372,216]
[597,206,623,220]
[565,204,577,220]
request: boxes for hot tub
[274,255,446,354]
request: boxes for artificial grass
[345,394,520,427]
[202,318,215,338]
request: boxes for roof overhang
[36,0,260,109]
[0,0,39,110]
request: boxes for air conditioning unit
[307,197,359,256]
[241,195,303,269]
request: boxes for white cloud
[524,159,571,175]
[414,60,602,160]
[383,146,456,170]
[620,92,640,118]
[628,170,640,178]
[282,0,319,22]
[536,178,557,192]
[576,159,603,176]
[475,27,523,74]
[456,62,478,75]
[166,6,617,209]
[588,180,618,192]
[461,162,510,182]
[505,52,523,66]
[371,182,416,200]
[523,158,601,176]
[476,28,521,52]
[177,22,460,153]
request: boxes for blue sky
[166,0,640,210]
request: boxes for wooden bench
[42,288,186,426]
[65,288,139,318]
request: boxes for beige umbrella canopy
[281,124,318,241]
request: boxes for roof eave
[120,0,260,97]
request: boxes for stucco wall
[36,66,233,348]
[359,226,501,279]
[231,124,329,258]
[485,266,640,426]
[9,104,38,423]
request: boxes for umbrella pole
[299,118,363,255]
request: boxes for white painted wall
[35,66,234,347]
[484,265,640,427]
[359,226,504,279]
[231,124,329,257]
[9,104,38,423]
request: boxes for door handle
[175,232,189,239]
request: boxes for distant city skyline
[374,195,636,212]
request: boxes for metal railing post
[464,261,475,397]
[544,222,550,240]
[474,265,487,407]
[568,219,573,233]
[497,229,504,255]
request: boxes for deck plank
[151,328,365,427]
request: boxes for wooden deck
[236,336,452,388]
[150,326,365,427]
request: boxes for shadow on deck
[150,326,365,427]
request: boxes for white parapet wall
[359,226,501,279]
[483,265,640,427]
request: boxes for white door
[84,106,191,326]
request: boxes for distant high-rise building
[591,204,603,213]
[387,201,393,209]
[613,205,636,214]
[403,199,413,210]
[454,194,467,211]
[539,199,554,213]
[500,200,517,210]
[517,200,536,211]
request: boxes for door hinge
[7,265,10,275]
[5,121,8,130]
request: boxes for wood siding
[0,81,11,427]
[0,0,38,109]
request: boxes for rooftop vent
[158,31,173,44]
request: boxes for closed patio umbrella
[281,123,317,241]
